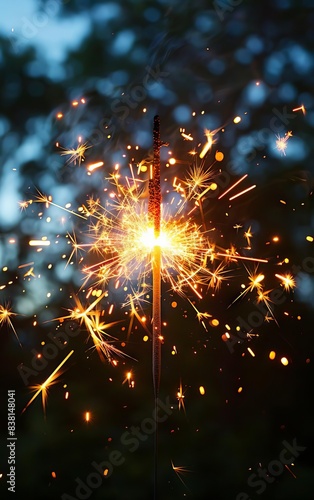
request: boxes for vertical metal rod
[149,115,162,500]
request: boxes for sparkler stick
[149,115,162,399]
[149,115,162,499]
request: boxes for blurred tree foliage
[1,0,314,499]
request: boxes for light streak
[29,240,51,246]
[34,191,87,220]
[218,174,248,199]
[284,464,297,478]
[217,253,268,263]
[87,161,104,172]
[22,350,74,414]
[229,184,256,201]
[171,460,192,489]
[292,104,306,115]
[18,262,35,268]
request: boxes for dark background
[1,0,314,499]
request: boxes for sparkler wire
[149,115,162,499]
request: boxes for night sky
[1,1,314,499]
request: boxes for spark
[171,460,192,489]
[181,129,193,141]
[0,304,21,346]
[228,268,265,307]
[284,464,297,478]
[177,380,186,413]
[34,191,87,220]
[186,298,211,330]
[58,139,91,165]
[54,294,126,363]
[229,184,256,201]
[19,199,32,210]
[29,240,50,247]
[123,371,135,388]
[183,164,216,201]
[275,273,296,291]
[244,226,253,246]
[24,267,36,278]
[218,174,248,200]
[22,350,74,414]
[217,253,268,264]
[199,129,215,158]
[87,161,104,172]
[275,131,292,155]
[292,104,306,115]
[65,231,85,268]
[256,289,277,323]
[18,261,35,269]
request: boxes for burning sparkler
[16,107,302,500]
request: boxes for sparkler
[149,115,162,499]
[14,101,304,498]
[149,115,162,400]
